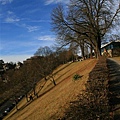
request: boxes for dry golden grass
[4,59,97,120]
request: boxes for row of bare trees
[51,0,120,58]
[0,46,77,108]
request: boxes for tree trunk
[25,94,29,102]
[33,86,38,98]
[96,47,101,58]
[14,97,18,110]
[44,77,47,81]
[94,48,97,58]
[36,93,39,98]
[80,44,85,60]
[52,79,56,86]
[15,102,18,110]
[51,75,56,86]
[94,36,101,58]
[33,86,36,97]
[15,103,18,110]
[90,44,93,58]
[96,35,101,58]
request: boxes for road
[107,58,120,120]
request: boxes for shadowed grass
[4,59,97,120]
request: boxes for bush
[73,74,82,81]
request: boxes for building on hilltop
[101,40,120,57]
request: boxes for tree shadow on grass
[107,59,120,120]
[5,64,73,119]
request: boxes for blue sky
[0,0,69,63]
[0,0,119,63]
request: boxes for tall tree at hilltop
[34,46,53,57]
[51,0,120,58]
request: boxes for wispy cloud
[21,19,51,23]
[7,10,13,14]
[0,0,13,5]
[37,35,55,41]
[3,11,40,32]
[24,8,40,14]
[4,18,40,32]
[21,24,40,32]
[27,26,40,32]
[4,11,20,23]
[45,0,70,5]
[5,17,20,23]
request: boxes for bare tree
[34,46,58,86]
[19,64,33,102]
[51,0,120,58]
[27,60,40,98]
[34,46,53,57]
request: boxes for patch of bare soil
[4,59,97,120]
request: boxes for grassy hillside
[4,59,97,120]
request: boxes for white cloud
[45,0,70,5]
[26,26,40,32]
[0,0,13,5]
[4,11,20,23]
[3,11,39,32]
[37,35,55,41]
[7,10,13,14]
[4,17,40,32]
[21,24,40,32]
[23,19,51,23]
[5,17,20,23]
[45,0,54,5]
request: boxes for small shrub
[73,74,82,81]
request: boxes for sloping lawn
[4,59,97,120]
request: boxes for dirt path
[107,58,120,120]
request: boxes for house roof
[101,40,120,48]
